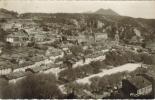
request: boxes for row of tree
[105,49,155,66]
[0,73,63,99]
[59,60,108,83]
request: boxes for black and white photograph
[0,0,155,99]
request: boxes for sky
[0,0,155,19]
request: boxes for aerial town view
[0,0,155,99]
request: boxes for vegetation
[0,8,155,99]
[0,28,8,42]
[0,73,63,99]
[105,49,140,66]
[59,60,108,83]
[89,72,126,94]
[70,45,83,56]
[0,8,18,18]
[105,48,155,66]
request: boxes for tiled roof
[0,60,16,70]
[145,71,155,80]
[26,65,48,73]
[30,66,44,73]
[2,71,32,80]
[128,76,152,89]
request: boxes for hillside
[94,8,120,16]
[0,8,18,18]
[0,8,155,99]
[0,8,155,44]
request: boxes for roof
[128,76,152,89]
[44,63,53,70]
[83,89,95,98]
[0,60,16,70]
[7,29,29,38]
[32,66,44,73]
[2,71,32,80]
[34,34,47,38]
[145,71,155,80]
[26,65,45,73]
[0,42,5,46]
[46,47,62,56]
[146,41,155,50]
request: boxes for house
[62,47,72,56]
[45,47,62,57]
[95,33,108,42]
[133,28,141,37]
[1,21,22,30]
[129,35,144,45]
[145,41,155,52]
[42,63,54,71]
[0,71,32,83]
[77,34,94,45]
[81,89,111,99]
[6,29,30,46]
[142,71,155,98]
[25,64,46,73]
[28,29,48,42]
[0,47,2,54]
[0,60,14,75]
[97,20,105,29]
[0,42,4,54]
[12,57,47,73]
[67,37,78,44]
[114,33,119,44]
[1,23,14,30]
[0,68,12,75]
[77,35,87,44]
[33,33,47,42]
[122,76,152,97]
[25,62,54,73]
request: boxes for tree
[90,76,100,92]
[98,76,110,91]
[0,79,9,98]
[1,73,63,99]
[0,28,8,42]
[70,45,83,56]
[64,82,89,99]
[0,18,7,23]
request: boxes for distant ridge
[0,8,18,18]
[94,8,119,16]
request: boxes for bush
[141,53,155,65]
[0,73,63,99]
[105,50,142,66]
[70,45,83,56]
[89,72,125,93]
[59,60,107,83]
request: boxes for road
[75,63,142,84]
[13,53,64,72]
[59,63,142,94]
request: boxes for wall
[0,68,12,75]
[137,85,152,95]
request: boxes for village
[0,9,155,99]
